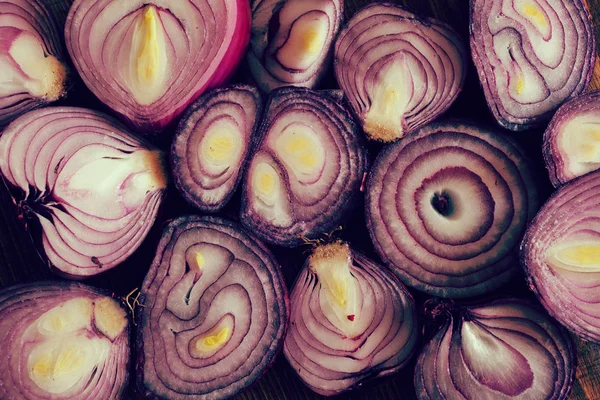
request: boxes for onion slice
[240,87,368,247]
[366,121,538,298]
[0,281,130,399]
[136,216,289,399]
[284,242,419,396]
[470,0,595,131]
[247,0,343,93]
[65,0,251,133]
[334,3,467,142]
[0,107,168,278]
[521,170,600,343]
[415,298,575,400]
[0,0,68,127]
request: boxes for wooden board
[0,0,599,399]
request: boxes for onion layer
[284,242,419,396]
[470,0,595,131]
[136,216,289,399]
[65,0,251,133]
[0,281,130,400]
[366,121,538,298]
[0,0,68,127]
[240,87,368,247]
[247,0,343,93]
[0,107,167,278]
[521,170,600,343]
[415,298,575,400]
[334,3,467,142]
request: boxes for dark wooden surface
[1,0,600,399]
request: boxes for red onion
[543,90,600,187]
[470,0,595,131]
[0,281,131,399]
[415,298,576,400]
[366,121,538,298]
[171,85,262,213]
[240,87,368,247]
[65,0,251,133]
[521,170,600,343]
[0,107,168,278]
[334,3,467,142]
[136,216,289,399]
[284,242,419,396]
[247,0,343,93]
[0,0,68,127]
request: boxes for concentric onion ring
[136,216,289,399]
[470,0,595,131]
[0,281,130,400]
[0,107,167,278]
[284,242,419,396]
[334,3,467,142]
[366,121,538,298]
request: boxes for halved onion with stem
[136,216,289,399]
[0,0,68,127]
[65,0,251,133]
[366,121,538,298]
[334,3,467,142]
[470,0,595,131]
[0,107,168,278]
[284,242,419,396]
[0,281,131,399]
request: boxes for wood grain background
[0,0,599,399]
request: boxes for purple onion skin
[470,0,595,131]
[0,0,68,127]
[521,170,600,344]
[240,87,368,247]
[0,281,131,400]
[366,121,538,298]
[415,298,576,400]
[334,3,467,142]
[284,242,419,396]
[136,216,289,400]
[171,85,263,213]
[247,0,343,93]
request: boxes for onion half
[366,121,538,298]
[247,0,343,93]
[521,170,600,343]
[334,3,467,142]
[415,298,576,400]
[0,0,68,127]
[284,242,419,396]
[470,0,595,131]
[0,107,168,278]
[136,216,289,399]
[65,0,251,133]
[0,281,130,399]
[240,87,367,247]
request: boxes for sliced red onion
[0,0,68,127]
[334,3,467,142]
[136,216,289,399]
[415,298,576,400]
[0,107,168,278]
[284,242,419,396]
[0,281,131,399]
[543,90,600,187]
[470,0,595,131]
[247,0,343,93]
[366,121,538,298]
[521,170,600,343]
[240,87,368,247]
[65,0,251,133]
[171,85,262,213]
